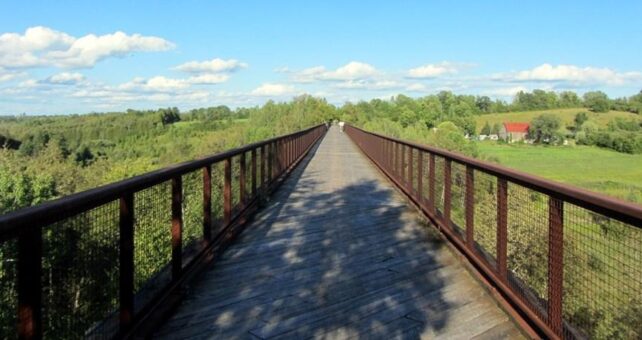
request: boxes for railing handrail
[0,124,325,240]
[347,124,642,226]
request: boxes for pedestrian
[339,121,345,132]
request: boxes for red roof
[503,122,529,133]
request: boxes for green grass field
[475,108,641,133]
[478,142,642,204]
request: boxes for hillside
[475,108,641,133]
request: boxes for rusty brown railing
[345,124,642,339]
[0,124,326,339]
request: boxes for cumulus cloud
[496,63,642,85]
[43,72,85,85]
[292,61,379,82]
[0,67,25,82]
[483,86,530,97]
[250,83,297,96]
[334,79,401,90]
[405,83,428,92]
[407,62,467,79]
[174,58,247,74]
[0,26,174,69]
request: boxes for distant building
[499,122,530,142]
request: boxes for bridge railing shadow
[157,128,463,339]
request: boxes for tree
[583,91,610,112]
[574,112,589,130]
[475,96,492,113]
[529,114,562,144]
[491,123,501,135]
[159,107,181,125]
[480,122,491,135]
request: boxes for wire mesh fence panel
[420,151,430,204]
[506,183,549,323]
[473,170,498,266]
[0,239,18,338]
[212,162,225,236]
[563,203,642,339]
[231,155,241,216]
[450,161,467,240]
[133,182,171,309]
[41,200,120,339]
[433,156,445,216]
[182,170,203,267]
[409,147,418,198]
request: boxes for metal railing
[345,124,642,339]
[0,124,327,339]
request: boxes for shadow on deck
[155,127,523,339]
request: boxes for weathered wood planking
[156,127,524,339]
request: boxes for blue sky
[1,1,641,115]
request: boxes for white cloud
[334,79,401,90]
[186,74,230,84]
[0,26,174,69]
[405,83,428,92]
[496,63,642,85]
[44,72,85,85]
[0,67,25,82]
[407,62,465,78]
[174,58,247,74]
[251,83,297,96]
[483,86,529,97]
[292,61,379,82]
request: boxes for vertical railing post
[261,145,266,189]
[417,151,424,204]
[18,227,42,340]
[119,193,134,334]
[171,176,183,280]
[443,159,452,226]
[408,147,413,194]
[548,197,564,337]
[401,144,406,183]
[224,158,232,225]
[239,152,246,208]
[465,166,475,247]
[268,143,274,182]
[497,178,508,280]
[251,149,257,197]
[429,153,436,212]
[203,165,212,242]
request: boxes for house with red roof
[499,122,530,142]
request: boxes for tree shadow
[154,128,499,339]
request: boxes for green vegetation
[477,143,642,203]
[475,108,641,133]
[0,88,641,337]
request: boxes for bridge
[1,124,640,339]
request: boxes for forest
[0,89,641,338]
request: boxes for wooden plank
[156,126,522,339]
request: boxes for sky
[0,1,641,115]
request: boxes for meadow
[475,108,641,133]
[478,142,642,203]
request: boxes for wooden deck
[156,127,524,339]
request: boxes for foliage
[529,114,562,144]
[583,91,611,112]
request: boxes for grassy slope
[478,142,642,203]
[475,108,641,133]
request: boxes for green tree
[480,122,491,135]
[529,114,562,144]
[583,91,611,112]
[574,112,589,130]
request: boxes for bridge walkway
[156,126,524,339]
